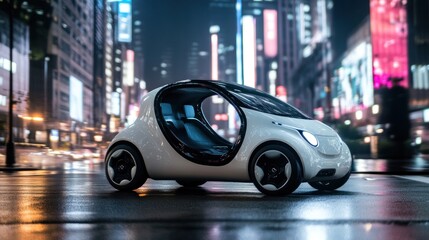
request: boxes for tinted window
[201,95,242,144]
[223,84,310,119]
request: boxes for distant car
[105,80,352,195]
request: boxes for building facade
[0,8,30,142]
[290,0,333,119]
[330,0,429,146]
[40,0,95,147]
[408,0,429,111]
[93,0,107,142]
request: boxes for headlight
[300,131,319,147]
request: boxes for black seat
[160,103,188,142]
[182,105,232,150]
[160,103,231,157]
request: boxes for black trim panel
[154,80,247,166]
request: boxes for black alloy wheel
[105,144,147,191]
[249,144,302,196]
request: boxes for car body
[105,80,352,195]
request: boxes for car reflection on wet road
[1,155,429,239]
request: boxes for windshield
[224,84,310,119]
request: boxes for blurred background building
[0,5,30,143]
[0,0,428,156]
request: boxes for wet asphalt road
[1,157,429,240]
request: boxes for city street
[1,150,429,239]
[0,0,428,238]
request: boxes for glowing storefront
[332,0,409,120]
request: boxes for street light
[44,56,50,148]
[6,0,15,166]
[44,56,49,116]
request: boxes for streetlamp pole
[6,0,15,166]
[44,56,50,148]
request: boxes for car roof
[167,79,310,119]
[172,79,262,94]
[175,79,234,87]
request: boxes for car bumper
[300,141,353,182]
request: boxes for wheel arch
[247,140,304,179]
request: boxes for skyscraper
[93,0,107,137]
[408,0,429,110]
[26,0,94,147]
[0,5,31,142]
[139,0,210,91]
[289,0,334,118]
[209,0,236,83]
[278,0,301,102]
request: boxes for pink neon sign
[126,49,134,62]
[263,9,278,58]
[370,0,408,89]
[211,34,218,80]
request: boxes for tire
[105,144,147,191]
[308,170,351,191]
[176,180,207,187]
[249,144,302,196]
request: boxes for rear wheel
[308,170,351,191]
[176,180,207,187]
[249,144,302,196]
[105,144,147,191]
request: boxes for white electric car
[105,80,352,195]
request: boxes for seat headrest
[184,105,195,118]
[161,103,173,116]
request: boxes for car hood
[282,117,338,137]
[249,109,339,137]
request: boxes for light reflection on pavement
[353,155,429,174]
[0,148,104,174]
[1,151,429,239]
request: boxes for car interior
[156,86,242,165]
[160,102,232,153]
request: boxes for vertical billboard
[111,92,121,116]
[236,0,243,84]
[242,15,256,88]
[105,4,114,114]
[263,9,278,58]
[333,42,373,116]
[370,0,408,89]
[69,76,83,122]
[211,34,218,80]
[117,0,132,43]
[123,49,134,86]
[299,3,312,45]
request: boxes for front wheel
[308,170,351,191]
[105,144,147,191]
[249,144,302,196]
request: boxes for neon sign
[370,0,408,89]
